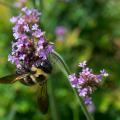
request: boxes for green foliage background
[0,0,120,120]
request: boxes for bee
[0,60,52,114]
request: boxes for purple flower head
[8,7,54,71]
[32,24,38,31]
[68,73,78,88]
[81,67,92,76]
[100,69,109,77]
[23,24,30,32]
[78,61,87,68]
[84,97,92,105]
[21,7,27,12]
[10,17,18,23]
[32,29,44,38]
[78,88,88,97]
[18,18,25,25]
[78,76,85,85]
[55,26,67,36]
[69,61,109,105]
[87,103,95,113]
[13,32,21,39]
[38,50,47,60]
[8,55,14,63]
[96,75,102,81]
[46,44,54,53]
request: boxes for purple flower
[78,76,85,85]
[69,73,78,88]
[38,50,47,60]
[84,97,92,105]
[46,44,54,53]
[100,69,109,77]
[32,29,44,38]
[10,17,18,23]
[87,103,95,113]
[19,54,26,60]
[78,61,87,68]
[78,88,88,97]
[23,24,30,32]
[21,7,27,12]
[96,75,102,81]
[13,25,19,33]
[8,55,14,63]
[17,18,25,25]
[81,67,92,76]
[39,37,45,43]
[9,7,54,70]
[32,24,38,30]
[13,32,21,39]
[69,61,109,105]
[55,26,67,36]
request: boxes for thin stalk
[6,105,16,120]
[39,0,43,11]
[73,106,79,120]
[48,78,60,120]
[32,0,36,8]
[52,51,94,120]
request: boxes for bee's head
[35,60,52,74]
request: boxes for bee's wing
[0,74,29,84]
[37,81,49,114]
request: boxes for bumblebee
[0,60,52,114]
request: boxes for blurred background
[0,0,120,120]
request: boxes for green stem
[32,0,36,8]
[39,0,43,11]
[73,106,79,120]
[48,77,60,120]
[6,105,16,120]
[52,51,94,120]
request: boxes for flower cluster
[69,61,108,105]
[55,26,67,36]
[8,7,54,73]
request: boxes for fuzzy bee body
[20,75,38,86]
[0,60,52,114]
[15,59,52,86]
[20,68,47,86]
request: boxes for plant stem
[6,105,16,120]
[32,0,36,8]
[48,77,60,120]
[32,0,38,9]
[52,51,94,120]
[39,0,43,11]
